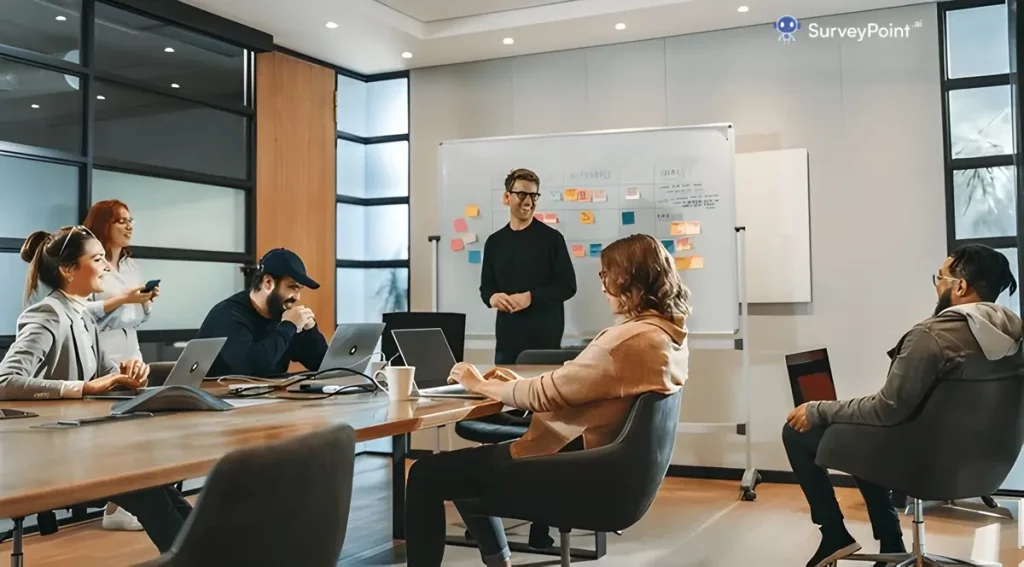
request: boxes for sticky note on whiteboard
[593,190,607,202]
[675,238,693,251]
[571,244,585,258]
[564,189,579,202]
[670,221,700,236]
[543,213,559,224]
[661,240,675,254]
[580,211,594,224]
[675,256,704,270]
[625,187,641,200]
[454,218,469,232]
[549,191,563,202]
[463,233,478,244]
[450,238,465,252]
[465,205,480,217]
[468,250,482,264]
[621,211,635,225]
[577,189,592,202]
[589,243,603,257]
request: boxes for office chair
[137,424,356,567]
[814,365,1024,566]
[452,390,682,566]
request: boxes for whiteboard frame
[438,123,734,146]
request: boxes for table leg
[11,517,23,567]
[392,433,408,540]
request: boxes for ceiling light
[55,15,67,21]
[615,22,626,30]
[737,6,749,12]
[503,37,514,45]
[171,83,180,89]
[31,104,39,109]
[164,47,175,53]
[326,21,338,29]
[401,52,412,59]
[96,95,106,100]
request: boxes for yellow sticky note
[580,211,594,224]
[571,244,585,258]
[675,256,704,270]
[564,189,579,202]
[465,205,480,217]
[577,189,592,202]
[670,221,701,236]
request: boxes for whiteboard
[438,125,739,339]
[735,149,811,303]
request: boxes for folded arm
[212,310,297,376]
[809,326,945,427]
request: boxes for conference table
[0,366,555,565]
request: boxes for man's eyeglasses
[508,191,540,202]
[932,274,958,287]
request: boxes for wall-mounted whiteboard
[735,149,811,303]
[438,125,739,339]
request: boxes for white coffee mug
[374,366,417,401]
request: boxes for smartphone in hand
[142,279,161,293]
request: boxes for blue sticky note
[468,250,482,264]
[661,240,676,254]
[622,211,635,225]
[589,243,602,257]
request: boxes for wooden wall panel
[255,51,336,343]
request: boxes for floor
[2,456,1022,566]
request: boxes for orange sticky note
[675,256,704,270]
[450,238,465,252]
[454,218,469,232]
[571,244,585,258]
[675,238,693,251]
[671,221,701,236]
[564,189,579,202]
[465,205,480,217]
[577,189,592,202]
[579,211,594,224]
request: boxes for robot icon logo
[774,15,801,43]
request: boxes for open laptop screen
[391,328,457,389]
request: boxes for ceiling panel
[375,0,571,22]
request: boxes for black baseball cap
[259,248,320,289]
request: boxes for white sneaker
[101,507,144,531]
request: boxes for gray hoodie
[809,302,1024,427]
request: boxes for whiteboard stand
[675,227,758,501]
[429,235,440,312]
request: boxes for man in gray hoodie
[783,244,1021,567]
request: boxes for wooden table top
[0,365,553,519]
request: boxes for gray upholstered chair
[815,363,1024,566]
[137,424,357,567]
[453,390,682,566]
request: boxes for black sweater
[479,220,577,355]
[197,291,329,377]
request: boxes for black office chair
[814,365,1024,566]
[137,424,356,567]
[454,390,683,566]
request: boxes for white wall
[409,5,946,470]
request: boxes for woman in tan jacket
[405,233,691,567]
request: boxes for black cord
[227,366,380,399]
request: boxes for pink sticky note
[453,218,469,232]
[450,238,464,252]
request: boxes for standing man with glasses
[480,168,577,365]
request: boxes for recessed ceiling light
[164,47,175,53]
[503,37,514,45]
[615,22,626,30]
[326,21,338,29]
[31,104,40,109]
[55,15,67,21]
[737,6,750,12]
[96,95,106,100]
[401,52,412,59]
[171,83,180,89]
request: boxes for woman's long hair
[22,226,97,304]
[599,234,691,324]
[84,199,131,263]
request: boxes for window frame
[0,0,264,345]
[938,0,1021,313]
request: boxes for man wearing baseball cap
[198,248,329,377]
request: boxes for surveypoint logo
[775,14,923,43]
[774,15,801,43]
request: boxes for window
[940,0,1019,316]
[0,0,255,346]
[336,75,409,324]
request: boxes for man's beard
[267,284,296,320]
[933,287,953,317]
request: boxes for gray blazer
[0,292,118,400]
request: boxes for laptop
[316,323,387,377]
[391,328,485,399]
[86,337,228,399]
[784,348,838,406]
